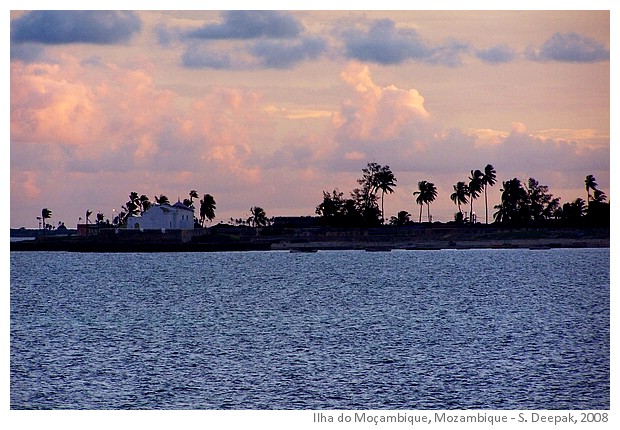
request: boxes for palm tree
[413,181,438,222]
[199,194,217,226]
[562,198,587,223]
[493,178,529,225]
[593,189,607,202]
[154,194,170,205]
[85,209,93,225]
[139,194,151,213]
[574,197,586,216]
[481,164,497,224]
[468,169,484,223]
[41,208,52,237]
[129,191,139,206]
[189,190,199,207]
[374,165,397,224]
[450,181,469,219]
[493,202,509,224]
[424,182,438,222]
[122,201,139,222]
[389,210,411,226]
[585,174,598,207]
[248,206,269,228]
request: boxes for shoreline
[10,235,609,253]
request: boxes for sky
[8,3,612,228]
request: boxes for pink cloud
[10,55,608,227]
[10,55,282,225]
[10,60,101,147]
[11,56,273,180]
[334,62,431,144]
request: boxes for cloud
[341,21,608,66]
[185,11,302,40]
[476,45,517,64]
[426,39,471,67]
[10,42,45,62]
[177,15,609,72]
[182,38,328,70]
[342,19,426,65]
[320,63,608,190]
[249,37,327,68]
[182,42,257,70]
[10,54,272,183]
[341,19,469,66]
[527,32,609,62]
[11,11,142,45]
[11,171,41,200]
[335,62,430,137]
[156,23,181,46]
[326,63,437,168]
[180,11,325,70]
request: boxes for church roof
[172,201,193,211]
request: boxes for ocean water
[10,248,609,410]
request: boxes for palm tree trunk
[381,189,385,224]
[427,203,431,223]
[484,185,488,224]
[419,204,423,223]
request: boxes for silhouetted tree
[154,194,170,205]
[493,178,529,225]
[189,190,198,206]
[375,165,397,224]
[468,169,484,223]
[413,180,437,222]
[389,211,412,226]
[85,209,93,225]
[351,187,381,227]
[450,181,469,222]
[585,174,598,206]
[593,189,607,203]
[41,208,52,237]
[481,164,497,224]
[199,194,216,226]
[543,197,562,220]
[562,198,586,224]
[356,163,383,226]
[129,191,139,206]
[139,194,151,213]
[122,201,139,218]
[526,178,554,224]
[248,206,269,228]
[316,189,346,224]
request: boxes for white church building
[126,201,194,230]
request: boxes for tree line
[315,162,609,228]
[79,190,271,229]
[38,162,608,231]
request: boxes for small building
[126,201,194,230]
[77,223,105,237]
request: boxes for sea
[10,248,610,410]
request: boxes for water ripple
[11,249,609,409]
